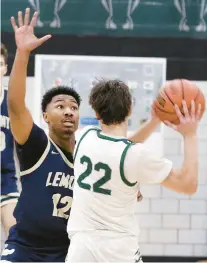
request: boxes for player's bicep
[9,107,33,145]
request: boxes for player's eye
[71,106,78,111]
[57,105,64,109]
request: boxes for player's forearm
[8,50,30,114]
[128,117,160,143]
[180,134,198,193]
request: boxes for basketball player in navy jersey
[0,43,19,238]
[1,9,81,262]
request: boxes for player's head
[89,79,132,125]
[41,86,81,137]
[1,43,8,78]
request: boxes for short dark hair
[41,85,81,112]
[1,43,8,64]
[89,79,132,125]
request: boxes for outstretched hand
[11,8,51,52]
[164,100,201,137]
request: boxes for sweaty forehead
[52,94,78,104]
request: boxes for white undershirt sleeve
[124,143,173,184]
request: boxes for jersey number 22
[77,155,111,195]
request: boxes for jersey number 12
[77,155,111,195]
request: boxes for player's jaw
[61,116,78,133]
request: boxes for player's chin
[62,126,76,135]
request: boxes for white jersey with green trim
[68,126,172,237]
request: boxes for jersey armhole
[74,127,99,161]
[120,142,137,187]
[19,138,50,176]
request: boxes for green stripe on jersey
[120,143,137,187]
[74,128,99,161]
[97,130,131,144]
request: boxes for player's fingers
[24,8,30,26]
[37,35,52,46]
[182,100,190,119]
[174,104,184,122]
[164,120,177,130]
[29,11,38,28]
[18,11,24,27]
[190,100,195,121]
[196,104,202,120]
[11,17,18,31]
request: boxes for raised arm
[8,8,51,144]
[125,101,201,195]
[128,107,160,143]
[161,100,200,194]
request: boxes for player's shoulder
[126,142,147,157]
[75,125,100,142]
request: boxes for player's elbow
[183,180,198,195]
[163,168,198,195]
[7,96,18,113]
[180,170,198,195]
[7,96,25,116]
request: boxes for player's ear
[128,105,132,117]
[95,112,100,120]
[43,112,49,123]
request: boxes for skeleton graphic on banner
[28,0,67,28]
[174,0,207,32]
[101,0,140,29]
[101,0,207,32]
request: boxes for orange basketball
[153,79,206,125]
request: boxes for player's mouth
[62,119,75,127]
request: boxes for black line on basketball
[154,103,175,115]
[163,89,175,106]
[181,79,184,100]
[194,88,200,102]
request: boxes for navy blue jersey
[8,124,74,252]
[1,87,15,174]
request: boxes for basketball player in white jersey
[67,79,200,263]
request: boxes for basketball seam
[163,89,175,106]
[181,79,184,100]
[154,103,175,115]
[154,104,178,122]
[194,88,200,102]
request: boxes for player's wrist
[183,133,197,139]
[16,49,30,57]
[150,116,160,124]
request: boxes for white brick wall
[179,230,206,244]
[179,200,207,214]
[138,81,207,257]
[164,244,194,256]
[191,215,207,229]
[163,215,190,229]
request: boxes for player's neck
[49,131,75,153]
[101,122,128,137]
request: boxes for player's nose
[64,107,73,116]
